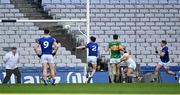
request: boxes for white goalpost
[1,0,90,81]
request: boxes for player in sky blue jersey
[34,29,58,85]
[154,40,178,82]
[74,36,98,83]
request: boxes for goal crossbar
[0,19,87,23]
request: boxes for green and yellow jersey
[109,41,122,58]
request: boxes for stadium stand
[0,0,180,68]
[0,0,84,69]
[43,0,180,66]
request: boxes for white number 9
[43,41,49,48]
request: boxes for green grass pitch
[0,83,180,94]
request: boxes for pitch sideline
[0,93,180,95]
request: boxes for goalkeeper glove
[52,52,56,56]
[37,54,41,58]
[155,51,159,54]
[72,47,76,51]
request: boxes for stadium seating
[0,3,84,68]
[43,0,180,66]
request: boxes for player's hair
[44,29,50,34]
[113,34,118,39]
[90,36,96,42]
[56,39,60,43]
[161,40,167,45]
[11,47,17,50]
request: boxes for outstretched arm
[76,46,86,49]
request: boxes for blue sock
[52,79,56,84]
[44,80,48,85]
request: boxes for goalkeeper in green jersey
[105,34,124,83]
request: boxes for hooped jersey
[109,41,122,58]
[38,36,55,55]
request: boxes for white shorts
[41,54,54,64]
[128,62,136,70]
[110,58,121,64]
[87,56,97,64]
[158,61,170,69]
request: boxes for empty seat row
[0,4,84,67]
[41,0,180,5]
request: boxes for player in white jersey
[120,51,137,83]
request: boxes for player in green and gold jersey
[105,34,124,83]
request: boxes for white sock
[90,69,96,77]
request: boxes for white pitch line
[0,93,180,95]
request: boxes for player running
[34,29,58,85]
[105,34,124,83]
[74,36,98,83]
[120,51,137,83]
[154,40,178,82]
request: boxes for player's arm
[159,51,165,57]
[105,43,112,52]
[104,47,110,52]
[156,49,166,57]
[52,41,59,55]
[119,45,124,51]
[3,53,9,63]
[120,56,128,61]
[76,46,86,49]
[33,42,41,58]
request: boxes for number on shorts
[43,41,49,48]
[92,45,97,51]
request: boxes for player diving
[120,50,137,83]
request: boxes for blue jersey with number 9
[86,42,98,56]
[38,37,55,54]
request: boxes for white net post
[84,0,90,77]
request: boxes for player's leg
[111,63,116,75]
[115,64,120,82]
[126,68,134,83]
[109,63,116,83]
[42,63,48,85]
[155,63,162,76]
[87,63,96,83]
[49,63,56,84]
[164,66,178,80]
[2,69,13,84]
[41,55,49,85]
[154,62,162,82]
[90,63,97,77]
[48,55,56,85]
[13,68,21,84]
[121,67,127,83]
[87,56,97,83]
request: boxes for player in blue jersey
[154,40,178,82]
[34,29,58,85]
[74,36,98,83]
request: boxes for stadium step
[11,0,52,20]
[10,0,86,63]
